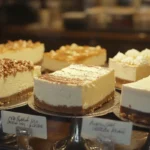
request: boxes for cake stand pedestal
[53,118,89,150]
[28,92,120,150]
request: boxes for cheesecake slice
[42,43,106,72]
[34,64,115,115]
[0,40,45,65]
[120,76,150,125]
[109,49,150,89]
[0,58,41,106]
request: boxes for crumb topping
[46,43,106,62]
[0,40,42,53]
[0,58,34,78]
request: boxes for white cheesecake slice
[0,40,45,65]
[0,58,41,106]
[109,49,150,89]
[34,64,115,115]
[120,76,150,125]
[42,43,106,72]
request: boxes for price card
[1,111,47,139]
[81,117,132,145]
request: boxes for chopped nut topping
[0,40,42,53]
[0,58,34,78]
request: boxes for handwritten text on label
[1,111,47,139]
[81,118,132,145]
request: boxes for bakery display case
[1,0,150,150]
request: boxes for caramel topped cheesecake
[0,40,44,65]
[34,64,115,115]
[109,49,150,89]
[42,43,106,72]
[0,58,41,106]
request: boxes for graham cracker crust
[116,77,133,89]
[120,106,150,126]
[34,91,114,115]
[0,87,33,106]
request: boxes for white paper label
[81,118,132,145]
[1,111,47,139]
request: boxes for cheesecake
[0,58,41,106]
[0,40,45,65]
[120,76,150,125]
[34,64,115,115]
[109,49,150,89]
[42,43,106,72]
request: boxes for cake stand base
[53,137,89,150]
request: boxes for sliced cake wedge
[109,50,150,89]
[42,43,106,72]
[120,76,150,125]
[0,40,44,65]
[34,64,115,115]
[0,58,41,106]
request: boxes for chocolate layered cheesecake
[42,43,106,72]
[109,49,150,89]
[0,58,41,106]
[0,40,45,65]
[34,64,115,115]
[120,76,150,125]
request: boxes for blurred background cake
[0,40,44,65]
[42,43,106,72]
[109,49,150,89]
[0,58,41,106]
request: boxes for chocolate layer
[120,106,150,125]
[116,77,132,89]
[0,87,33,106]
[34,91,114,115]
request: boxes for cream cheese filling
[121,77,150,113]
[109,59,150,81]
[0,71,34,98]
[0,66,41,98]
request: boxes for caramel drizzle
[46,44,106,62]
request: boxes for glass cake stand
[113,105,150,150]
[28,92,120,150]
[0,94,33,149]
